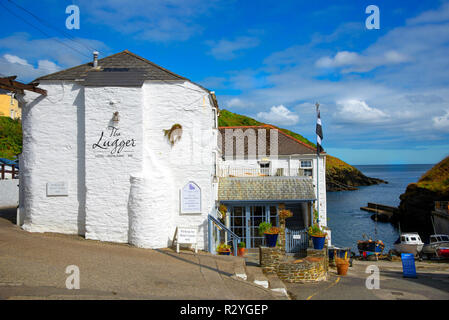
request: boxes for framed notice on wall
[180,181,201,214]
[46,182,68,196]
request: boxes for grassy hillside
[219,109,316,148]
[218,109,385,190]
[417,155,449,193]
[0,116,22,160]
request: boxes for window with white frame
[300,160,312,168]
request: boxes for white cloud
[316,50,409,72]
[334,100,389,124]
[256,105,299,126]
[0,54,61,80]
[407,2,449,25]
[433,110,449,132]
[225,98,247,108]
[4,54,30,66]
[0,33,107,81]
[207,36,260,60]
[78,0,223,42]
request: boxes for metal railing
[0,163,18,180]
[208,213,240,256]
[218,167,312,178]
[435,201,449,214]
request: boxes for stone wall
[260,246,328,283]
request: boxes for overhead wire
[0,1,91,59]
[6,0,98,53]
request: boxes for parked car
[422,234,449,259]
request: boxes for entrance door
[230,205,278,248]
[249,206,265,248]
[230,206,246,246]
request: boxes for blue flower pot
[265,233,279,247]
[311,236,325,250]
[219,250,231,255]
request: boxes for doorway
[229,204,278,248]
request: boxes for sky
[0,0,448,165]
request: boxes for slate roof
[218,177,316,201]
[31,50,219,108]
[33,50,188,82]
[218,125,318,156]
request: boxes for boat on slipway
[393,232,424,257]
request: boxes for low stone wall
[259,246,285,274]
[260,246,328,283]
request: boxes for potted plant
[308,209,327,250]
[335,256,349,276]
[237,241,246,256]
[259,222,279,247]
[218,204,227,222]
[217,243,231,255]
[278,209,293,220]
[308,224,327,250]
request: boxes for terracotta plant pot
[237,248,246,257]
[336,262,349,276]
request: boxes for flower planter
[336,261,349,276]
[218,250,231,256]
[265,233,279,247]
[237,248,246,257]
[311,235,326,250]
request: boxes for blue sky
[1,0,448,165]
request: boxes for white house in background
[216,125,327,249]
[17,50,328,252]
[17,50,219,249]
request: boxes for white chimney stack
[93,51,99,68]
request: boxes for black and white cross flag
[316,102,323,155]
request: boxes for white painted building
[17,51,219,249]
[216,126,327,249]
[17,50,328,252]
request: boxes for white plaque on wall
[46,182,68,196]
[180,181,201,214]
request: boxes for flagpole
[315,102,320,226]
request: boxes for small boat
[357,234,385,256]
[393,232,424,256]
[422,234,449,259]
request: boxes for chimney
[93,51,99,68]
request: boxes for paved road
[286,260,449,300]
[0,208,277,300]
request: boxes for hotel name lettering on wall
[92,126,136,157]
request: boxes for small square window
[300,160,312,168]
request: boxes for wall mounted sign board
[180,181,201,214]
[46,182,68,196]
[173,227,198,253]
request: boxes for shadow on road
[155,249,233,277]
[380,269,449,294]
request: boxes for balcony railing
[435,201,449,214]
[218,167,312,178]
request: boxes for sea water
[327,164,433,252]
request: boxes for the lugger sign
[92,126,137,156]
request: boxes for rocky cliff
[218,109,385,191]
[396,156,449,236]
[325,155,386,191]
